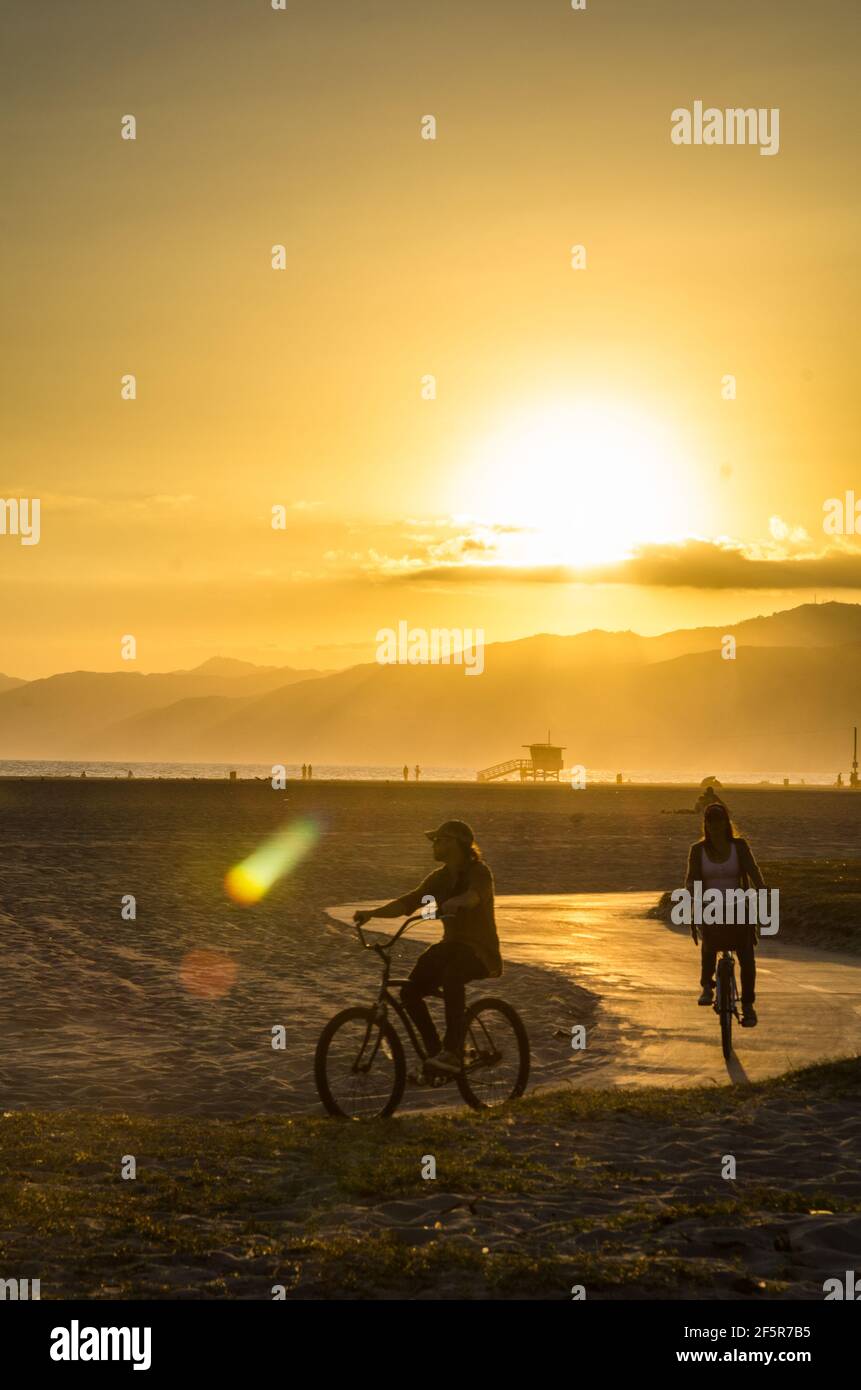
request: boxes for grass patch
[1,1055,857,1298]
[277,1232,724,1299]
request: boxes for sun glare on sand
[463,401,694,567]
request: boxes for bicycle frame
[353,913,446,1066]
[349,912,510,1088]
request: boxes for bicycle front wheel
[314,1006,406,1119]
[717,960,734,1060]
[457,997,530,1110]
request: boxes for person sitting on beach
[693,786,727,815]
[665,785,729,816]
[685,801,766,1027]
[353,819,501,1075]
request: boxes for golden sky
[2,0,859,677]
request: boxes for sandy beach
[1,778,860,1117]
[3,1060,859,1300]
[2,778,860,1301]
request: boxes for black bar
[5,1297,855,1376]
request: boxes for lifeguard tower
[477,731,566,782]
[522,734,566,782]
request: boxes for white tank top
[700,842,741,893]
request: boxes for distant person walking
[307,764,313,780]
[685,801,766,1028]
[353,820,501,1075]
[301,764,307,780]
[403,765,409,782]
[414,764,421,782]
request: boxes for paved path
[329,893,861,1088]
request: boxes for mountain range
[1,604,860,775]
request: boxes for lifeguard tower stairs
[478,734,566,783]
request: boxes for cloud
[387,537,861,590]
[330,515,860,589]
[768,515,810,546]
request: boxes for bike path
[328,893,861,1088]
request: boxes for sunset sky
[2,0,859,678]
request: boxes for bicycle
[314,913,530,1119]
[714,948,740,1060]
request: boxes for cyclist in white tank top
[700,841,741,895]
[684,801,767,1027]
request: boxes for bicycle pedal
[407,1070,431,1087]
[408,1069,451,1089]
[426,1071,455,1087]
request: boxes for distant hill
[0,672,26,694]
[646,601,861,661]
[187,638,861,775]
[532,601,861,666]
[440,602,861,673]
[0,660,322,759]
[182,656,293,678]
[1,605,860,776]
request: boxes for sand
[293,1083,861,1300]
[1,778,860,1116]
[2,779,860,1300]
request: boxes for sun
[462,399,695,568]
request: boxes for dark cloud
[395,539,861,590]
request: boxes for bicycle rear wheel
[457,997,530,1110]
[315,1006,406,1119]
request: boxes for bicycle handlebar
[354,911,452,952]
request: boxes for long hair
[701,801,739,853]
[454,838,481,894]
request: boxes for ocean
[0,759,848,786]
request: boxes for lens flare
[179,949,237,999]
[225,817,320,905]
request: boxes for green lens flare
[225,817,319,904]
